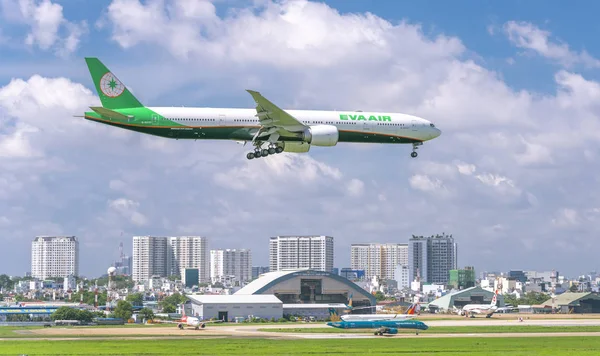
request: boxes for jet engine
[200,323,206,328]
[386,328,398,334]
[301,125,339,146]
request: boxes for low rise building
[186,295,282,321]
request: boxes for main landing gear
[411,142,422,158]
[246,142,284,160]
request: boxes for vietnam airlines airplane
[80,58,442,160]
[327,319,429,336]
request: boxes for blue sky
[1,0,600,279]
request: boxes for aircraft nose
[429,127,441,140]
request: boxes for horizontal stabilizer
[90,106,131,121]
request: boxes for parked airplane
[329,302,420,321]
[161,304,223,330]
[457,290,500,318]
[327,319,429,336]
[81,58,441,160]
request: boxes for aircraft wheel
[276,146,284,154]
[253,151,262,159]
[261,149,269,157]
[268,147,276,155]
[246,152,254,160]
[411,151,418,158]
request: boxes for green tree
[0,274,13,290]
[113,300,133,320]
[138,308,154,321]
[162,304,176,313]
[51,307,94,322]
[523,292,550,305]
[159,293,187,313]
[504,294,518,306]
[374,291,385,302]
[126,293,144,307]
[75,309,95,323]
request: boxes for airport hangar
[185,269,376,321]
[428,286,505,312]
[235,269,377,320]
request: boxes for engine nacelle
[386,328,398,334]
[283,141,311,153]
[302,125,339,147]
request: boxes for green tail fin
[85,57,143,109]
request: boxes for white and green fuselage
[82,58,441,156]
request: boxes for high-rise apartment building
[269,236,334,273]
[132,236,169,282]
[210,249,252,283]
[169,236,209,282]
[31,236,79,280]
[408,233,457,285]
[350,243,408,280]
[132,236,209,283]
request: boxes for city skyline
[15,232,594,281]
[2,1,600,278]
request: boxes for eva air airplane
[82,58,441,160]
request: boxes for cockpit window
[430,123,435,127]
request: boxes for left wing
[246,90,307,132]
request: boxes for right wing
[246,90,307,132]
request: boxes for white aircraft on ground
[81,58,442,160]
[339,303,421,322]
[457,290,501,318]
[329,294,422,321]
[161,304,223,330]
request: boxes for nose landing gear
[411,142,422,158]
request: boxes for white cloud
[475,173,515,188]
[103,0,464,67]
[0,0,87,56]
[409,174,445,193]
[552,208,581,228]
[213,153,343,193]
[108,198,148,226]
[0,123,42,158]
[456,162,476,175]
[347,179,364,197]
[503,21,600,68]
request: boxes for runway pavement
[5,318,600,341]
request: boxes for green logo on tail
[100,72,125,98]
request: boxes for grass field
[1,337,600,355]
[259,325,600,334]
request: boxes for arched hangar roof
[234,269,376,305]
